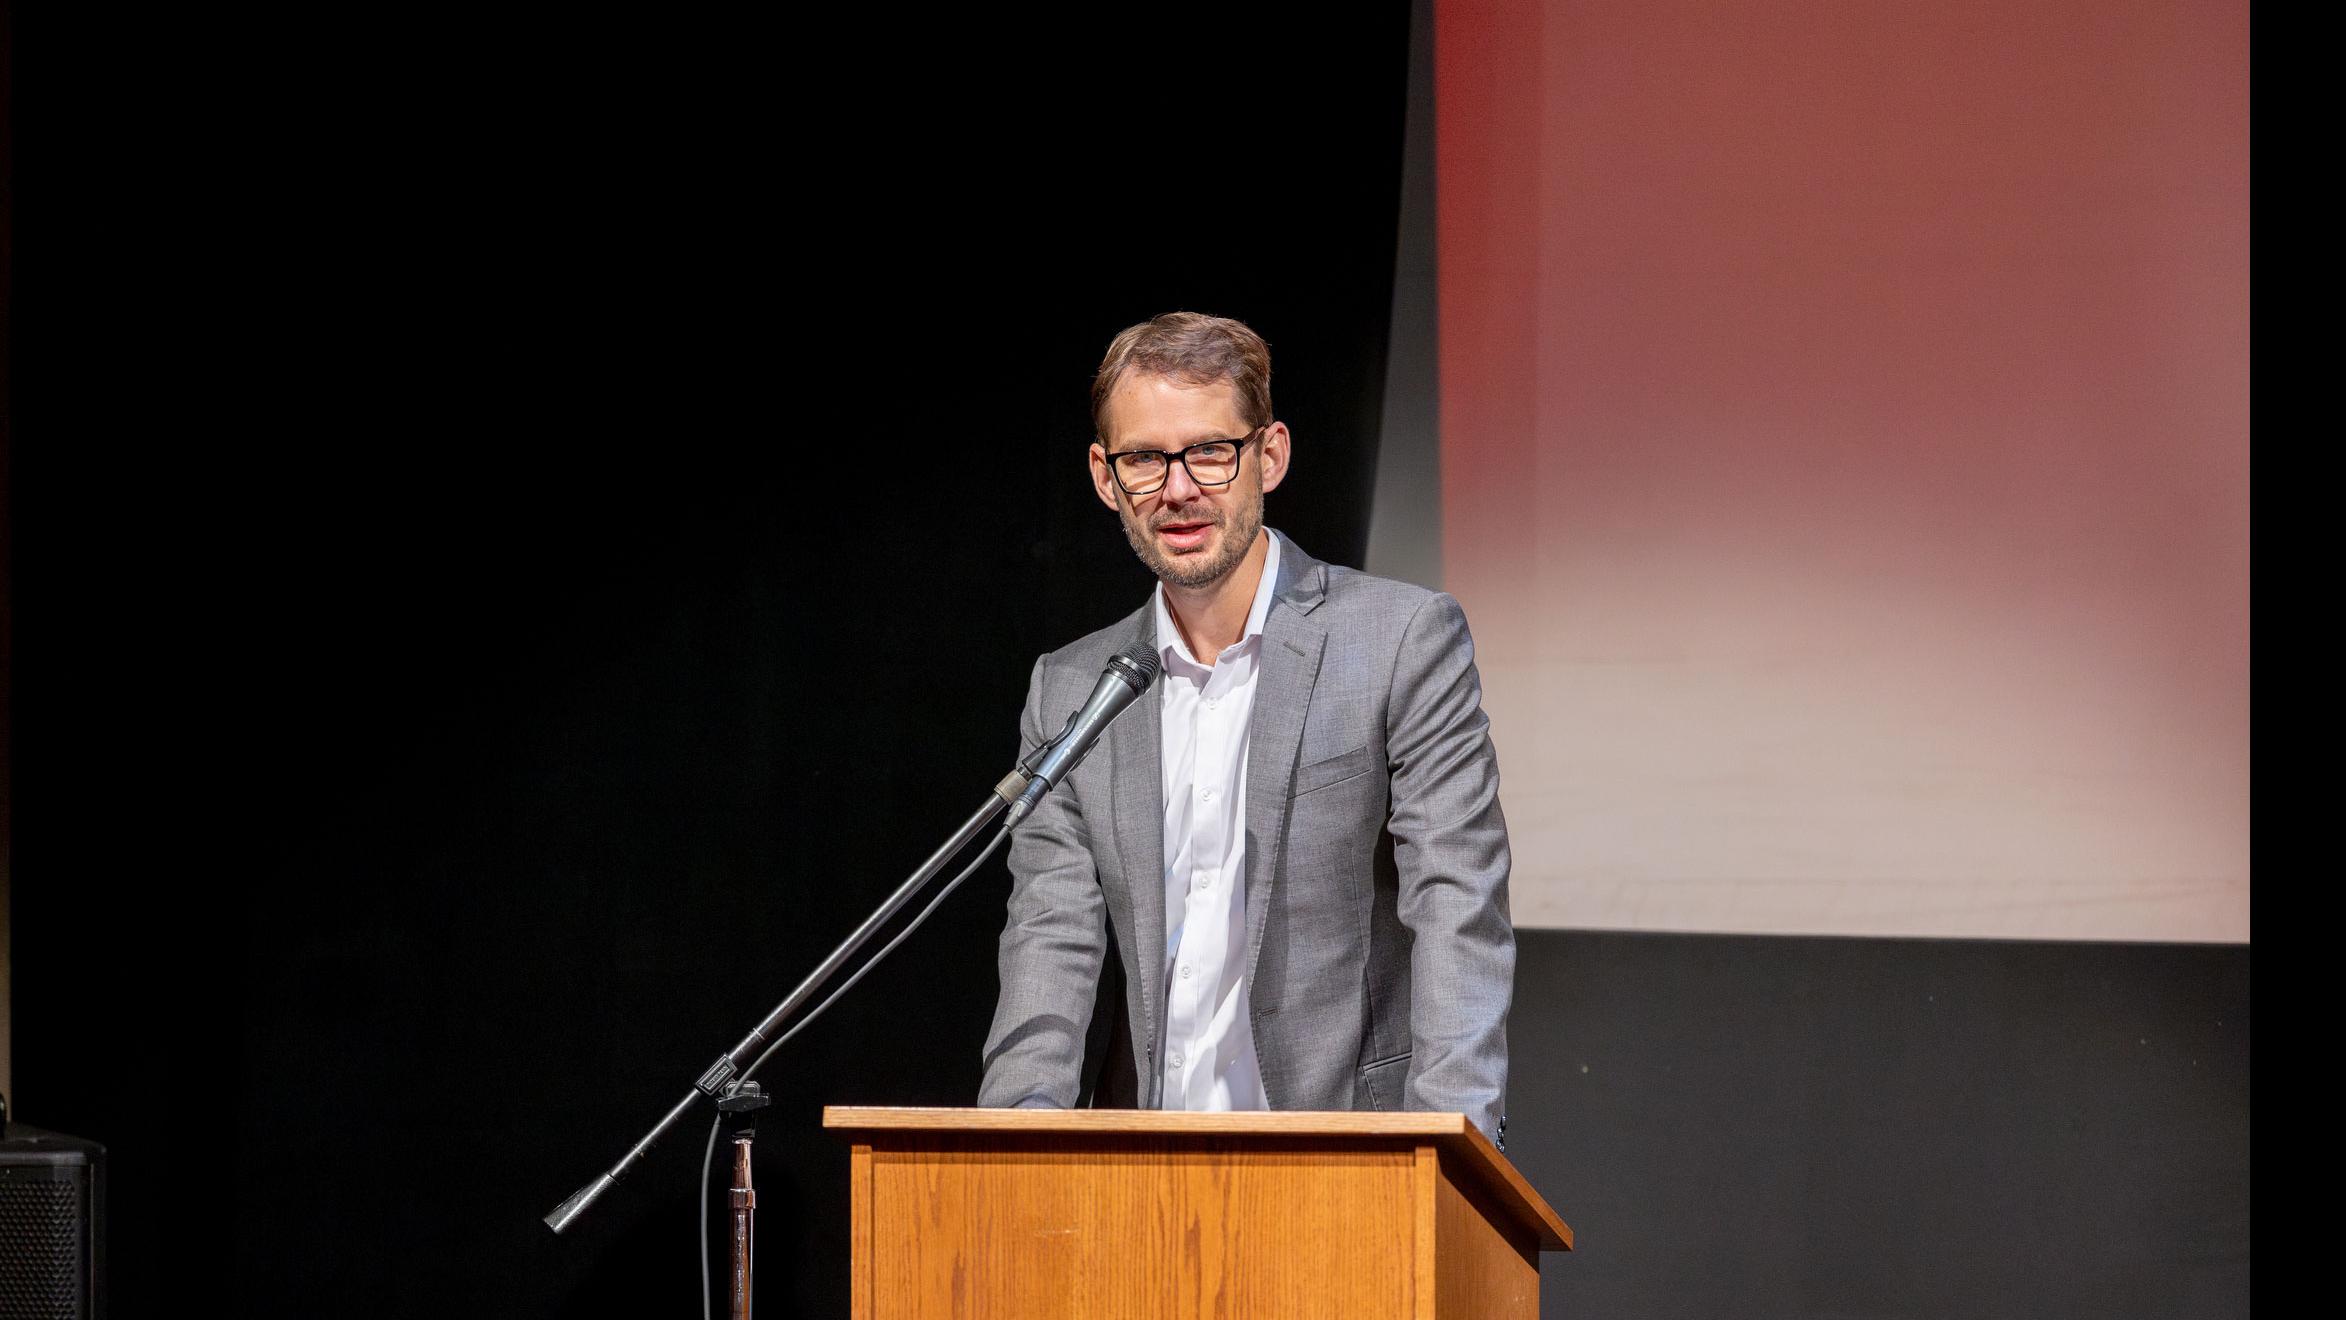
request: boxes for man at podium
[979,312,1515,1148]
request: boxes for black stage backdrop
[15,5,1412,1316]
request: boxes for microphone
[1005,644,1160,825]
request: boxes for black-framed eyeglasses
[1104,427,1265,495]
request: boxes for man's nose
[1160,455,1205,504]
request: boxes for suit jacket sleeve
[976,654,1110,1109]
[1385,592,1514,1141]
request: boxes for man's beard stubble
[1122,491,1265,590]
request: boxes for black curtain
[14,6,1413,1315]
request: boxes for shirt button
[1207,698,1218,710]
[1197,875,1212,890]
[1180,965,1193,979]
[1201,788,1216,802]
[1170,1053,1185,1068]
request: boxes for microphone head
[1108,644,1161,690]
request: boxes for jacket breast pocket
[1290,744,1376,799]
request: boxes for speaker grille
[0,1171,90,1320]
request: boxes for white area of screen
[1370,0,2247,944]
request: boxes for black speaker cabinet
[0,1123,106,1320]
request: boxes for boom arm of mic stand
[543,776,1028,1234]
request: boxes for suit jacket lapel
[1108,605,1165,1086]
[1241,533,1329,1008]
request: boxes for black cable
[699,1113,723,1320]
[699,820,1018,1320]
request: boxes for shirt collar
[1153,531,1282,671]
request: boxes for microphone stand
[543,769,1031,1234]
[544,642,1152,1241]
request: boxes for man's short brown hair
[1091,312,1273,443]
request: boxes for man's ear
[1088,443,1124,512]
[1258,423,1292,495]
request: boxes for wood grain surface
[825,1107,1572,1251]
[1432,1146,1540,1319]
[825,1108,1571,1318]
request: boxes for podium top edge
[823,1106,1474,1138]
[822,1107,1571,1250]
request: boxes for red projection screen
[1429,0,2248,940]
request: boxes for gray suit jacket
[977,530,1513,1143]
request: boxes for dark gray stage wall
[1510,930,2249,1317]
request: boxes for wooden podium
[825,1107,1572,1318]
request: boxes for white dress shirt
[1153,533,1281,1112]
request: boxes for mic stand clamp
[717,1082,769,1320]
